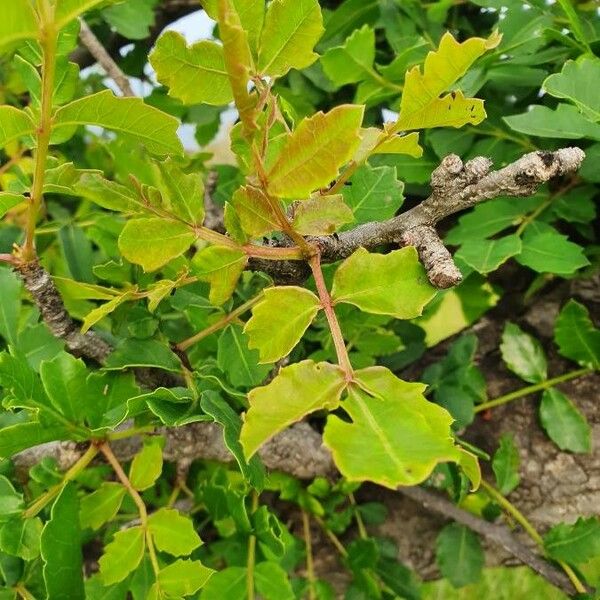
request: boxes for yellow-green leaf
[55,0,118,29]
[396,31,500,131]
[148,508,202,556]
[0,1,37,51]
[373,132,423,157]
[258,0,324,78]
[129,438,163,491]
[0,107,36,149]
[81,290,137,333]
[267,105,364,198]
[149,31,233,106]
[53,90,184,155]
[331,247,436,319]
[231,186,280,238]
[0,192,26,218]
[291,195,354,235]
[157,559,215,597]
[119,218,196,272]
[245,287,321,363]
[241,360,346,458]
[323,366,461,488]
[218,0,257,133]
[191,245,247,305]
[99,526,145,585]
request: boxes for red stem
[309,254,353,380]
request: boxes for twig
[78,19,134,97]
[399,486,580,597]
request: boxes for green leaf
[544,517,600,564]
[255,562,295,600]
[500,322,547,384]
[40,352,89,424]
[55,0,117,29]
[203,0,264,54]
[258,0,324,78]
[53,90,184,155]
[104,339,182,373]
[543,58,600,121]
[396,31,500,131]
[119,218,196,272]
[200,391,265,489]
[540,388,591,453]
[0,422,71,458]
[129,438,163,491]
[149,31,233,106]
[504,103,600,141]
[81,290,137,333]
[245,287,321,363]
[156,159,205,225]
[80,483,126,531]
[0,107,35,151]
[0,477,24,521]
[73,172,137,212]
[331,247,436,319]
[99,526,145,585]
[0,269,21,346]
[0,193,25,219]
[230,186,279,238]
[148,508,202,556]
[102,0,156,40]
[267,105,364,198]
[0,1,37,51]
[191,245,247,306]
[217,325,271,387]
[240,360,346,458]
[323,366,461,488]
[321,25,378,86]
[342,164,404,225]
[455,235,522,274]
[291,195,354,235]
[156,559,215,596]
[0,517,42,560]
[199,566,246,600]
[516,226,589,275]
[554,300,600,369]
[41,484,85,600]
[436,523,484,588]
[492,433,520,495]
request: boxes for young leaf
[191,245,247,306]
[240,360,346,458]
[342,164,404,225]
[156,160,205,225]
[396,31,501,131]
[55,0,114,29]
[455,235,522,275]
[119,218,196,272]
[554,300,600,369]
[544,517,600,564]
[0,193,25,219]
[258,0,324,78]
[267,105,364,198]
[148,508,202,556]
[0,2,37,51]
[129,438,163,491]
[323,366,461,488]
[218,325,271,387]
[245,287,321,363]
[500,322,547,384]
[291,195,354,235]
[156,559,215,596]
[150,31,233,106]
[539,389,591,453]
[99,526,145,585]
[0,107,36,150]
[79,483,127,531]
[41,484,85,600]
[492,433,520,495]
[53,90,184,156]
[436,523,484,588]
[543,58,600,121]
[81,290,137,334]
[331,247,436,319]
[230,186,280,238]
[516,227,589,275]
[200,391,266,489]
